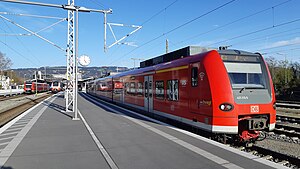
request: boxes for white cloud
[267,37,300,48]
[0,4,29,14]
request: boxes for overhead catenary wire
[141,0,178,26]
[0,17,42,64]
[0,14,65,51]
[0,39,39,67]
[87,0,108,9]
[175,0,293,46]
[263,47,300,56]
[0,12,65,20]
[230,27,300,47]
[109,0,237,65]
[106,0,179,64]
[206,17,300,47]
[256,40,300,51]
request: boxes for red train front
[87,47,276,143]
[50,81,62,93]
[200,50,276,142]
[24,81,32,94]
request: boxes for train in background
[50,81,62,93]
[87,46,276,143]
[24,79,49,94]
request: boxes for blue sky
[0,0,299,69]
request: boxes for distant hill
[12,66,129,81]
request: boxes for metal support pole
[65,0,75,113]
[0,0,112,121]
[166,39,169,54]
[73,8,79,120]
[104,13,107,52]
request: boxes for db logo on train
[250,105,259,113]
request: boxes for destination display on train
[220,55,260,62]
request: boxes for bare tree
[0,51,12,71]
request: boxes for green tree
[266,57,300,100]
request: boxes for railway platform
[0,93,287,169]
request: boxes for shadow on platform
[1,166,13,169]
[43,100,73,119]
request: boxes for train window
[137,82,143,96]
[155,81,164,99]
[167,80,179,101]
[224,62,266,89]
[130,82,136,95]
[191,67,198,87]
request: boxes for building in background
[0,75,10,90]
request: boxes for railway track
[277,100,300,105]
[0,93,52,126]
[0,94,26,102]
[277,100,300,109]
[247,145,299,168]
[274,123,300,138]
[243,109,300,168]
[277,114,300,123]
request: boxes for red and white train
[24,80,49,94]
[87,47,276,143]
[50,81,62,93]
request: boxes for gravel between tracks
[255,139,300,159]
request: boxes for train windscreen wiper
[239,86,264,93]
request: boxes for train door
[189,63,201,114]
[121,79,124,103]
[144,76,153,112]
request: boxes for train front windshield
[53,82,59,86]
[25,81,32,88]
[224,62,266,89]
[221,53,272,104]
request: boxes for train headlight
[219,103,234,111]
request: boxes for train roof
[140,46,215,68]
[94,47,261,81]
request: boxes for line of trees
[265,57,300,100]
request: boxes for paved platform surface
[0,93,287,169]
